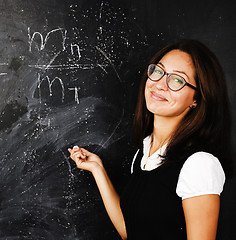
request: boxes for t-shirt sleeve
[176,152,225,200]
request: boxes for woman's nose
[155,74,168,91]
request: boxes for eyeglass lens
[148,64,186,91]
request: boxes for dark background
[0,0,235,239]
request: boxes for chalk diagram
[0,2,148,153]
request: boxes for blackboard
[0,0,235,239]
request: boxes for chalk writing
[70,43,82,59]
[28,27,67,52]
[37,74,81,104]
[68,87,80,104]
[28,28,109,73]
[28,27,122,105]
[37,74,65,102]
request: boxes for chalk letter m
[37,74,65,102]
[28,27,67,52]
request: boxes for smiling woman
[133,40,231,166]
[145,50,197,120]
[69,39,232,240]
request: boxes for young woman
[68,39,232,240]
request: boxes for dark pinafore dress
[120,148,187,240]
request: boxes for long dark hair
[133,39,232,175]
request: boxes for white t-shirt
[131,135,225,200]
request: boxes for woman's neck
[150,115,181,156]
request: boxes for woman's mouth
[151,91,168,101]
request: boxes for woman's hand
[68,146,127,239]
[68,146,103,173]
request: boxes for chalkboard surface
[0,1,235,239]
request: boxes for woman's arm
[68,146,127,240]
[182,194,220,240]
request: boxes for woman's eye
[174,77,183,84]
[154,69,163,75]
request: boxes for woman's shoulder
[181,151,225,181]
[183,151,222,168]
[176,151,226,199]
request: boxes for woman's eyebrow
[173,70,189,80]
[157,62,165,68]
[158,61,189,80]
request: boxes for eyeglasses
[147,64,198,91]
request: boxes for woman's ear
[189,100,197,109]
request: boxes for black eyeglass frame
[147,64,199,92]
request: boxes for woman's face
[145,49,197,119]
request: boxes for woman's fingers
[68,146,88,162]
[72,146,80,153]
[74,151,87,160]
[68,146,102,172]
[80,148,91,157]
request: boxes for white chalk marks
[68,87,80,104]
[28,27,117,104]
[37,74,65,103]
[70,43,81,60]
[29,63,107,71]
[28,27,67,52]
[0,63,8,76]
[95,46,121,81]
